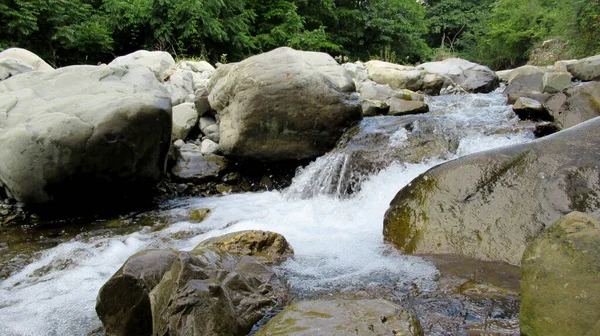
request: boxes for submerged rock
[254,299,423,336]
[0,64,172,204]
[520,212,600,336]
[150,249,288,336]
[208,47,361,161]
[383,117,600,265]
[193,230,294,265]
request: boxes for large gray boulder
[567,54,600,81]
[150,249,288,336]
[503,73,552,104]
[96,249,178,336]
[418,58,499,93]
[208,47,361,161]
[0,65,172,204]
[383,117,600,265]
[109,50,175,81]
[255,299,423,336]
[520,212,600,336]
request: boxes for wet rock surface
[384,116,600,265]
[520,212,600,336]
[255,299,423,336]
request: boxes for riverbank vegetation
[1,0,598,69]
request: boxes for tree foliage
[0,0,598,68]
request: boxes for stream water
[0,92,535,335]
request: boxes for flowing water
[0,92,534,335]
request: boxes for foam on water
[0,92,534,335]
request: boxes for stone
[171,102,198,141]
[506,65,547,83]
[388,99,429,116]
[171,144,227,182]
[171,103,198,140]
[0,47,53,71]
[418,58,499,93]
[254,299,423,336]
[383,117,600,265]
[342,61,368,89]
[0,58,34,80]
[203,124,220,143]
[541,72,571,93]
[194,87,211,116]
[520,212,600,336]
[359,80,427,116]
[173,139,185,148]
[166,69,195,106]
[503,73,552,104]
[189,208,211,222]
[567,54,600,81]
[552,59,578,73]
[549,81,600,129]
[96,249,178,336]
[496,69,512,83]
[0,65,171,204]
[533,122,560,138]
[193,230,294,265]
[208,47,361,161]
[365,60,445,94]
[513,97,552,121]
[200,139,219,155]
[150,249,287,336]
[109,50,175,81]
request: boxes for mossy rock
[520,212,600,336]
[384,117,600,265]
[255,299,423,336]
[193,230,294,265]
[188,208,211,222]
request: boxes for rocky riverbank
[1,46,600,335]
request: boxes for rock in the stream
[171,143,227,182]
[541,72,571,93]
[359,80,428,116]
[96,249,178,336]
[546,81,600,129]
[552,59,578,73]
[503,73,552,104]
[513,97,552,121]
[365,60,445,94]
[109,50,175,81]
[208,47,361,161]
[193,230,294,265]
[342,61,368,89]
[172,102,198,141]
[506,65,547,83]
[418,58,499,93]
[0,64,172,204]
[383,116,600,265]
[200,139,219,155]
[150,249,288,336]
[567,54,600,81]
[520,212,600,336]
[254,299,423,336]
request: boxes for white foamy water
[0,92,535,335]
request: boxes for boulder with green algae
[150,249,288,336]
[96,249,178,336]
[254,299,423,336]
[520,212,600,336]
[193,230,294,265]
[188,208,211,222]
[383,116,600,265]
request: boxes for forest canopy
[1,0,598,69]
